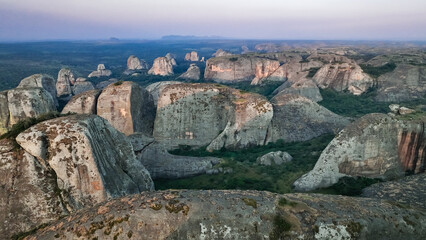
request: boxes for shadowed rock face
[153,83,273,151]
[294,113,426,191]
[376,64,426,102]
[72,81,95,95]
[178,64,201,80]
[56,68,74,98]
[24,190,426,240]
[97,81,155,136]
[18,74,58,106]
[148,57,174,76]
[61,89,101,115]
[145,81,181,107]
[266,94,349,143]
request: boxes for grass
[155,134,334,193]
[360,62,396,78]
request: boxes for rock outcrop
[24,190,426,240]
[95,78,118,89]
[313,62,374,95]
[72,81,95,95]
[0,91,9,134]
[56,68,74,99]
[18,74,58,106]
[145,81,181,107]
[266,94,349,143]
[184,51,199,61]
[178,64,200,80]
[154,83,273,151]
[272,73,323,102]
[375,64,426,102]
[97,81,155,136]
[61,89,101,115]
[165,53,177,66]
[124,55,149,75]
[257,151,293,166]
[148,57,174,76]
[293,113,426,191]
[212,49,233,57]
[88,64,112,78]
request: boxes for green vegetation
[312,176,382,196]
[360,62,396,78]
[11,223,49,240]
[113,80,123,86]
[270,214,292,240]
[229,57,239,62]
[156,134,334,193]
[307,67,320,78]
[242,198,258,208]
[278,197,298,207]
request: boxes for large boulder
[165,53,177,66]
[127,55,143,70]
[18,74,58,106]
[0,91,9,134]
[95,78,118,89]
[25,190,426,240]
[212,49,233,57]
[313,62,374,95]
[272,73,323,102]
[88,64,112,78]
[56,68,74,99]
[257,151,293,166]
[375,64,426,102]
[153,83,273,151]
[178,64,201,81]
[293,113,426,191]
[61,89,101,114]
[7,87,56,126]
[148,57,174,76]
[15,115,154,209]
[97,81,155,136]
[184,51,199,61]
[145,81,181,106]
[266,94,349,143]
[72,81,95,95]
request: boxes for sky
[0,0,425,41]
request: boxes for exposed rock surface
[76,77,86,82]
[272,73,323,102]
[154,83,273,151]
[148,57,174,76]
[145,81,181,106]
[293,113,426,191]
[95,78,118,89]
[97,81,155,136]
[184,51,199,61]
[88,64,112,78]
[17,74,58,106]
[178,64,200,80]
[25,190,426,240]
[7,87,56,126]
[257,151,293,166]
[124,55,149,75]
[165,53,177,66]
[266,94,349,143]
[212,49,233,57]
[313,62,374,95]
[61,89,101,114]
[376,64,426,102]
[0,91,9,134]
[72,81,95,95]
[56,68,74,98]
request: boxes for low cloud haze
[1,0,425,41]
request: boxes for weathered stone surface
[0,91,9,134]
[76,77,86,82]
[7,87,56,126]
[88,64,112,78]
[257,151,293,166]
[0,142,67,239]
[376,64,426,102]
[266,94,349,143]
[127,55,143,70]
[95,78,118,89]
[15,115,154,209]
[264,58,323,84]
[154,83,273,151]
[148,57,174,76]
[18,74,58,106]
[61,89,101,114]
[212,49,233,57]
[184,51,199,61]
[293,113,426,191]
[26,190,426,240]
[145,81,181,106]
[56,68,74,98]
[136,142,220,179]
[72,81,95,95]
[97,81,155,136]
[165,53,177,66]
[313,62,374,95]
[178,64,200,80]
[273,74,323,102]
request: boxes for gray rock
[178,64,201,81]
[273,77,323,102]
[18,74,58,106]
[88,64,112,78]
[0,91,9,134]
[56,68,74,99]
[184,51,199,61]
[61,89,101,114]
[72,81,95,95]
[148,57,174,76]
[145,81,181,106]
[257,151,293,166]
[95,78,118,89]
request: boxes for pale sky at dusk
[0,0,425,41]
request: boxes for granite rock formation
[148,57,174,76]
[72,81,95,95]
[56,68,74,98]
[145,81,181,107]
[95,78,118,89]
[212,49,233,57]
[178,64,201,80]
[257,151,293,166]
[184,51,199,61]
[272,73,323,102]
[18,74,58,106]
[88,64,112,78]
[165,53,177,66]
[61,89,101,115]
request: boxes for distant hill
[161,35,227,40]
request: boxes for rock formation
[23,190,426,240]
[293,113,426,191]
[148,57,174,76]
[375,64,426,102]
[154,83,273,151]
[212,49,233,57]
[145,81,181,107]
[97,81,155,136]
[124,55,149,75]
[0,91,9,134]
[165,53,177,66]
[72,81,95,95]
[313,62,374,95]
[266,94,349,143]
[56,68,74,99]
[1,115,154,238]
[184,51,199,61]
[272,71,323,102]
[177,64,201,80]
[95,78,118,89]
[88,64,112,78]
[257,151,293,166]
[17,74,58,106]
[61,89,101,114]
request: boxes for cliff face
[184,51,199,61]
[148,57,174,76]
[293,114,426,191]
